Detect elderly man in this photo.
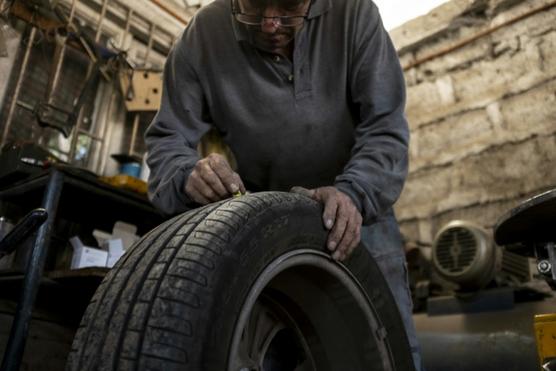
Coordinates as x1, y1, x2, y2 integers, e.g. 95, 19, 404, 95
145, 0, 422, 368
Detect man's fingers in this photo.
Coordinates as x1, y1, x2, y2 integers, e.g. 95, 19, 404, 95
335, 212, 359, 260
235, 173, 247, 194
289, 186, 362, 261
290, 186, 315, 198
185, 178, 212, 204
186, 154, 246, 203
192, 190, 212, 205
322, 196, 337, 231
193, 178, 221, 202
186, 168, 222, 202
328, 208, 348, 254
349, 213, 363, 253
338, 210, 362, 261
199, 162, 229, 198
208, 154, 240, 194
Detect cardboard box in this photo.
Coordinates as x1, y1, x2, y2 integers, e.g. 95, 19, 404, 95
70, 236, 108, 269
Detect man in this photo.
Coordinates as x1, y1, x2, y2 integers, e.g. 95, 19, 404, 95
145, 0, 423, 369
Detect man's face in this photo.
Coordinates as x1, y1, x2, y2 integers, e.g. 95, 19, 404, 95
237, 0, 311, 54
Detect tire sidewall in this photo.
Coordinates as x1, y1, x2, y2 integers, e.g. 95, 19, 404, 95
201, 197, 328, 369
200, 195, 412, 370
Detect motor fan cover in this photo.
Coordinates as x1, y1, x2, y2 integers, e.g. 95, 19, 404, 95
432, 221, 499, 290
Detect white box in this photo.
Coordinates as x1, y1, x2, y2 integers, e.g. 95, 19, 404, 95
70, 236, 108, 269
92, 229, 112, 247
106, 252, 125, 268
103, 238, 126, 268
112, 221, 139, 250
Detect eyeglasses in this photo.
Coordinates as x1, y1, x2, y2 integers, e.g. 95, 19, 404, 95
231, 0, 311, 27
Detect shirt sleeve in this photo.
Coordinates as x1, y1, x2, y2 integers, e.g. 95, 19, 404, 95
144, 32, 212, 216
334, 2, 409, 225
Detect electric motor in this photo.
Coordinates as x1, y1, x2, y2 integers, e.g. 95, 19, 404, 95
432, 221, 500, 290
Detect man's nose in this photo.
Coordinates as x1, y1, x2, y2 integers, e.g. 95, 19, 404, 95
261, 17, 280, 33
261, 7, 280, 33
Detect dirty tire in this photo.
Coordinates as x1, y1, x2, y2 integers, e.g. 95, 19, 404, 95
66, 192, 414, 371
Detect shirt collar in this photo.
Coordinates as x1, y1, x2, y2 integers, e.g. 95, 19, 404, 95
231, 0, 332, 42
307, 0, 332, 19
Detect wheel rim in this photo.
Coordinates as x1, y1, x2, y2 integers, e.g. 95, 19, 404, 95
228, 250, 394, 371
234, 295, 316, 371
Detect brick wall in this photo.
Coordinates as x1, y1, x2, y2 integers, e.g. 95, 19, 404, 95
390, 0, 556, 244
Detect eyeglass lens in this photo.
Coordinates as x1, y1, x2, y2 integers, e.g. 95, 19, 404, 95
234, 0, 307, 27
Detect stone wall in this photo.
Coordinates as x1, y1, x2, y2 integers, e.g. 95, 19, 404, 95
389, 0, 556, 244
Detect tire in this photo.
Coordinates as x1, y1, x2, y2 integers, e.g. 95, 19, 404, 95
67, 192, 414, 371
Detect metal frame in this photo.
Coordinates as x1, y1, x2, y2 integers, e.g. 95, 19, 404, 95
44, 0, 78, 107
0, 170, 64, 371
0, 167, 162, 371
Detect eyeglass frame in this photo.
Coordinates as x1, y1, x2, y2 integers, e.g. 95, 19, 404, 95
231, 0, 312, 27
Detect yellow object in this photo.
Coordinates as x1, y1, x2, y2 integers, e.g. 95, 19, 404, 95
233, 191, 243, 198
100, 175, 148, 195
534, 313, 556, 369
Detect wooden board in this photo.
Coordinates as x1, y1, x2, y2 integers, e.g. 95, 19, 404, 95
119, 69, 163, 112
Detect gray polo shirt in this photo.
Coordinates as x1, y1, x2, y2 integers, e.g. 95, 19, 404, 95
145, 0, 409, 231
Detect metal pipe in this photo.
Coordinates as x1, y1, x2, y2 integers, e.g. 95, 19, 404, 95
144, 22, 155, 65
45, 0, 78, 105
68, 106, 85, 161
403, 0, 556, 71
121, 7, 133, 50
97, 88, 116, 174
95, 0, 108, 43
99, 111, 116, 175
68, 0, 78, 22
129, 113, 140, 155
0, 26, 37, 148
45, 41, 66, 105
0, 170, 64, 371
124, 7, 133, 34
78, 128, 103, 141
0, 209, 48, 259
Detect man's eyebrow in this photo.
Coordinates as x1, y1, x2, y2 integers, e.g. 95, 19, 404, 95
247, 0, 306, 10
281, 0, 306, 9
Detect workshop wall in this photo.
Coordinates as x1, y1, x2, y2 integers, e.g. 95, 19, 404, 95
390, 0, 556, 245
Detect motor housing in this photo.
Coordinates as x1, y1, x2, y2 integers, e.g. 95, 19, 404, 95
432, 220, 500, 291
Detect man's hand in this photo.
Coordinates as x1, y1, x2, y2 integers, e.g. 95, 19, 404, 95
291, 186, 362, 261
185, 153, 246, 205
